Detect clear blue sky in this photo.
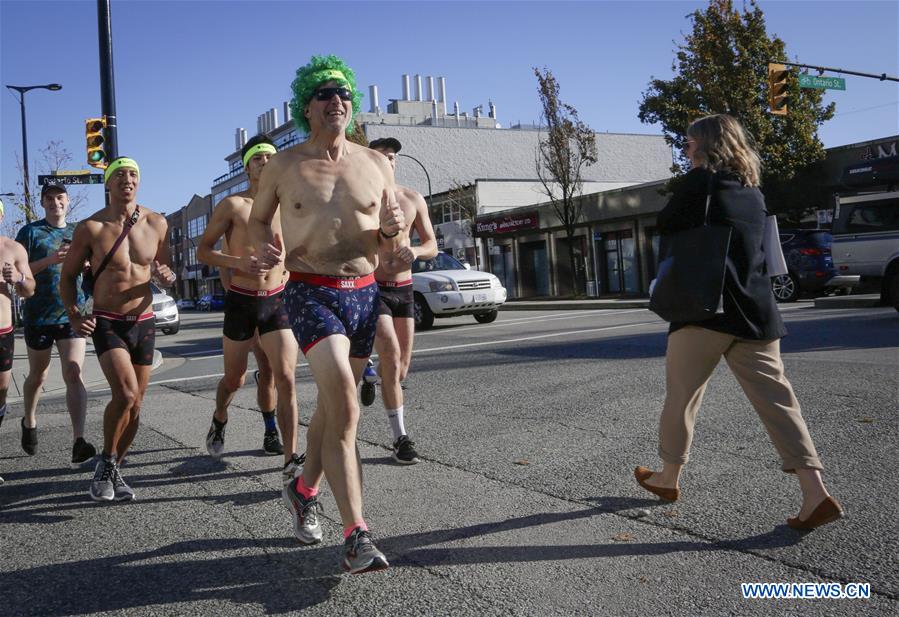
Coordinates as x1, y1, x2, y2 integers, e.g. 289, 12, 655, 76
2, 0, 897, 219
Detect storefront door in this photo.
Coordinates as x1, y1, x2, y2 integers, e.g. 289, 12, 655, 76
490, 245, 517, 298
519, 240, 550, 297
598, 230, 639, 295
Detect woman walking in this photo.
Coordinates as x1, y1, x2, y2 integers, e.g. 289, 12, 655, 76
636, 114, 842, 530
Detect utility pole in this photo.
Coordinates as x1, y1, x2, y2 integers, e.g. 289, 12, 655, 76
97, 0, 119, 161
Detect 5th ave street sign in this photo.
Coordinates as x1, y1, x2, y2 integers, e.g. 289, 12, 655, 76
38, 173, 104, 186
798, 74, 847, 90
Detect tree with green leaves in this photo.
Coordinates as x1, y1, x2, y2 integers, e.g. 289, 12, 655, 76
638, 0, 835, 221
534, 67, 597, 296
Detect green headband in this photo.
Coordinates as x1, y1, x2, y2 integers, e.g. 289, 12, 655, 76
105, 158, 140, 183
315, 69, 349, 86
243, 143, 277, 169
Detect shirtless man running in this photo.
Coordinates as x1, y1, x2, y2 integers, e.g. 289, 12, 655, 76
198, 134, 302, 486
250, 55, 404, 574
60, 157, 176, 502
361, 137, 437, 464
0, 197, 37, 485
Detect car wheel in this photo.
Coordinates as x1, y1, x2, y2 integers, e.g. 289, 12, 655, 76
474, 310, 498, 324
162, 325, 179, 335
413, 293, 434, 331
888, 274, 899, 313
771, 273, 799, 303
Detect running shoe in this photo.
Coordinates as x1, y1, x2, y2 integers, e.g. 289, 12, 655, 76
282, 452, 305, 509
392, 435, 421, 465
112, 464, 135, 501
71, 437, 97, 468
21, 419, 37, 455
361, 360, 378, 407
285, 475, 323, 545
342, 528, 389, 574
205, 418, 226, 458
263, 429, 283, 456
0, 475, 4, 485
89, 457, 115, 502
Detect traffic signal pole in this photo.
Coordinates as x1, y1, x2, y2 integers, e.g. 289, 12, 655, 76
97, 0, 118, 161
781, 61, 898, 83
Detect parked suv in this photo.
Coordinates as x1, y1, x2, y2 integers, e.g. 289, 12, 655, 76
771, 229, 837, 303
831, 190, 899, 311
412, 252, 507, 330
151, 283, 180, 335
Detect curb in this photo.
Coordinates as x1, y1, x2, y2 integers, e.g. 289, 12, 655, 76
813, 293, 883, 309
501, 301, 650, 311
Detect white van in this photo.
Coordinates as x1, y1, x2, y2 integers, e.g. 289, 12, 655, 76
831, 190, 899, 311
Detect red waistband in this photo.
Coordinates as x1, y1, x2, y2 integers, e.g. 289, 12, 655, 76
93, 310, 155, 322
289, 272, 376, 290
229, 283, 285, 297
376, 278, 413, 288
0, 325, 13, 335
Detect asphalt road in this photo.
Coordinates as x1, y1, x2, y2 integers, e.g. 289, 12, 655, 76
1, 304, 897, 616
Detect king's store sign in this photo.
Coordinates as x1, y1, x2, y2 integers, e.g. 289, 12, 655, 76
476, 211, 539, 235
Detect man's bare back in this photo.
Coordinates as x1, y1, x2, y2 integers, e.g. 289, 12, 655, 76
258, 140, 394, 276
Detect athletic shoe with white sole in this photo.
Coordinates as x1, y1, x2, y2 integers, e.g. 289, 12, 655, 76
342, 528, 389, 574
284, 476, 323, 545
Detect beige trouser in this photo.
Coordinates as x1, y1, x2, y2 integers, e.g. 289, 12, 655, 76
659, 326, 822, 472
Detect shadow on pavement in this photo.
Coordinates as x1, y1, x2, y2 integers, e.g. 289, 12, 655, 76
4, 538, 341, 616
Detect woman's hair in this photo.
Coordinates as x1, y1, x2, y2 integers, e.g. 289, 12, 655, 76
686, 114, 761, 187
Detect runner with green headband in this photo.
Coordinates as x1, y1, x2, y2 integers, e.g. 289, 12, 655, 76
251, 54, 405, 574
60, 155, 177, 503
197, 135, 303, 490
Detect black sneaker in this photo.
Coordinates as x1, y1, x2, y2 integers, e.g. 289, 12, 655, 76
392, 435, 420, 465
71, 438, 97, 468
342, 528, 389, 574
21, 419, 37, 456
360, 360, 377, 407
263, 429, 283, 456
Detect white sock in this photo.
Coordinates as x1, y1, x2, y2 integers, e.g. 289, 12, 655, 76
386, 406, 406, 441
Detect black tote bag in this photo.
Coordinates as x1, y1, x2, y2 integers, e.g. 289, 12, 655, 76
649, 175, 732, 323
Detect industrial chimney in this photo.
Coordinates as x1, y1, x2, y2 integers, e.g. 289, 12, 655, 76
369, 85, 380, 113
414, 74, 423, 101
402, 74, 411, 100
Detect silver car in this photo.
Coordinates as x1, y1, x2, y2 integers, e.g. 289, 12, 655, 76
151, 283, 180, 334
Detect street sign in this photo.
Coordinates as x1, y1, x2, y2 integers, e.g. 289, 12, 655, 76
54, 170, 93, 176
798, 74, 846, 90
38, 174, 104, 186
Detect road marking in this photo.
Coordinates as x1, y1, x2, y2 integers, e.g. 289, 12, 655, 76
414, 321, 662, 355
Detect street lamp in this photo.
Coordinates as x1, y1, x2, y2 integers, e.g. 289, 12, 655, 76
6, 83, 63, 216
397, 153, 432, 209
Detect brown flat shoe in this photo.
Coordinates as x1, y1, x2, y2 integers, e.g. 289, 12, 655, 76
787, 496, 844, 530
634, 466, 679, 502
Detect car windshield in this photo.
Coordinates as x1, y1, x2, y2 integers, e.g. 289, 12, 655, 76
413, 253, 466, 273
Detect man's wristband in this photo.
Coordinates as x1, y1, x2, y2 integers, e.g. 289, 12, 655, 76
379, 227, 399, 239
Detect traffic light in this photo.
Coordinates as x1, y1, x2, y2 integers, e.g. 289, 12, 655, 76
767, 63, 789, 116
85, 117, 108, 168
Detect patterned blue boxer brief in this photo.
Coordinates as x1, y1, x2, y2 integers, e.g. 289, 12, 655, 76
283, 272, 380, 358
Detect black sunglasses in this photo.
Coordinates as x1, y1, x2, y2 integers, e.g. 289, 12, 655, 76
313, 87, 353, 102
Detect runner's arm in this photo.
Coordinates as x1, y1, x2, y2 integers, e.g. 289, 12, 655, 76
59, 222, 92, 318
249, 161, 281, 270
198, 198, 243, 271
10, 241, 36, 298
409, 191, 438, 261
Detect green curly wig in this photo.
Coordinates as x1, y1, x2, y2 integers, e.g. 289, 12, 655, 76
289, 55, 363, 135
